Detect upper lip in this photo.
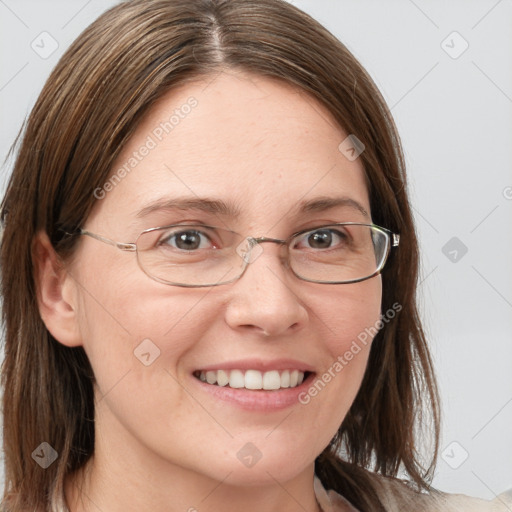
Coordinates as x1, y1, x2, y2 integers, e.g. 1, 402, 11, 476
194, 358, 315, 373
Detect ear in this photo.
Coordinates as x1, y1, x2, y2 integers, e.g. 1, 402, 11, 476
32, 231, 83, 347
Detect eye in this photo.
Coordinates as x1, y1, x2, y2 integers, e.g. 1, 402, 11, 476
160, 229, 215, 251
295, 227, 349, 250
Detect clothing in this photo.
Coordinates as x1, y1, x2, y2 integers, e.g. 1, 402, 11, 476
57, 475, 512, 511
314, 475, 512, 511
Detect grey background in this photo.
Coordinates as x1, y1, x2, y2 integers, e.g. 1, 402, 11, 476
1, 0, 511, 500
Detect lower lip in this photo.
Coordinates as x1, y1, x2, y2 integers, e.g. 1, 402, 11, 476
191, 372, 316, 411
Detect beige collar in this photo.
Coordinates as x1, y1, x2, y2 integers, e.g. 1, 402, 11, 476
314, 476, 359, 512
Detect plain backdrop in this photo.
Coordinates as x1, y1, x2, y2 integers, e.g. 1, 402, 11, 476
1, 0, 511, 501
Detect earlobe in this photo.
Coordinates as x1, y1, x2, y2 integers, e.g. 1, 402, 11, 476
32, 231, 83, 347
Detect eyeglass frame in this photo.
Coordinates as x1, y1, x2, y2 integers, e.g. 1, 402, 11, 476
72, 222, 400, 288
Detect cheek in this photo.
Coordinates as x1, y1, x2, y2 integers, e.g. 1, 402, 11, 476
71, 251, 220, 396
72, 270, 226, 445
298, 277, 382, 434
317, 275, 382, 358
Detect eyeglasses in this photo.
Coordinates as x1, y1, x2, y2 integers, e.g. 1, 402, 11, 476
77, 222, 399, 287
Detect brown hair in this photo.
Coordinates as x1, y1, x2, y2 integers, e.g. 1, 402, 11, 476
0, 0, 440, 510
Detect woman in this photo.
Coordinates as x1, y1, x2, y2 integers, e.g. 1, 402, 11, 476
1, 1, 510, 511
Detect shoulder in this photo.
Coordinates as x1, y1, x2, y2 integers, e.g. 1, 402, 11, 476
315, 473, 512, 512
372, 473, 512, 512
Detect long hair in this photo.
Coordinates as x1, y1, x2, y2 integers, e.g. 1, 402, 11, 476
0, 1, 440, 510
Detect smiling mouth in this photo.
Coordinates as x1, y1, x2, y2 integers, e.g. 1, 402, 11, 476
193, 369, 312, 390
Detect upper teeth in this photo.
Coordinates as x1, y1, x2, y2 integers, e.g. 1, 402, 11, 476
196, 369, 305, 390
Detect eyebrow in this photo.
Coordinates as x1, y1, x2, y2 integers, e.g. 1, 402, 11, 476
298, 196, 370, 219
135, 195, 369, 220
136, 197, 241, 218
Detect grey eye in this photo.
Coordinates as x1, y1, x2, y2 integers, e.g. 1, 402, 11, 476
162, 230, 211, 251
296, 228, 347, 250
307, 229, 334, 248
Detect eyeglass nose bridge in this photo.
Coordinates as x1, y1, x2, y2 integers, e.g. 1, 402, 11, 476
237, 236, 288, 265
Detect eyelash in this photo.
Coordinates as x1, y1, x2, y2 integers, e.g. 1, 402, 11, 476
157, 226, 351, 251
159, 229, 218, 249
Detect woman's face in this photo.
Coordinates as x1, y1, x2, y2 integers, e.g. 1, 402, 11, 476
68, 71, 382, 486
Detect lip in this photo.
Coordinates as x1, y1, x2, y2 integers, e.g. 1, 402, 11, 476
190, 359, 316, 412
194, 358, 315, 373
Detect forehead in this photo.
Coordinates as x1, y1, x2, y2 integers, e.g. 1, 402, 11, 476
88, 70, 370, 232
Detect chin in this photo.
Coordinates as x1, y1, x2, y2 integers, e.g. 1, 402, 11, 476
217, 462, 309, 488
200, 442, 315, 487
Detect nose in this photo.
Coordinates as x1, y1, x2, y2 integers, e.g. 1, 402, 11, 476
224, 243, 308, 337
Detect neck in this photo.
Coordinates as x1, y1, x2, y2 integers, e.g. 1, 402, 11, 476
64, 407, 322, 512
65, 460, 322, 512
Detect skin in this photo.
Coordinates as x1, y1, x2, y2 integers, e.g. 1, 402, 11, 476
35, 70, 382, 512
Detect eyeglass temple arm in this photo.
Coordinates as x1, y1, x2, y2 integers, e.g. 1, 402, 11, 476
392, 233, 400, 247
79, 229, 136, 252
